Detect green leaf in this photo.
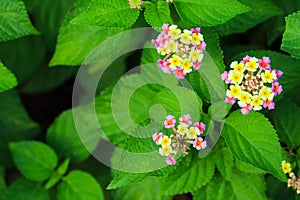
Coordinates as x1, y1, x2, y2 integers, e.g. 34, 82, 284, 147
113, 176, 161, 200
213, 146, 234, 181
57, 170, 104, 200
9, 141, 58, 182
273, 98, 300, 149
47, 109, 93, 163
0, 0, 39, 42
232, 50, 300, 94
50, 0, 125, 66
144, 1, 171, 30
174, 0, 250, 27
159, 155, 215, 195
214, 0, 282, 36
71, 0, 139, 28
266, 175, 295, 200
235, 159, 265, 174
281, 11, 300, 59
0, 90, 40, 166
193, 171, 267, 200
222, 111, 285, 181
0, 174, 6, 200
6, 178, 49, 200
0, 36, 46, 84
0, 61, 17, 92
140, 42, 160, 65
45, 158, 70, 190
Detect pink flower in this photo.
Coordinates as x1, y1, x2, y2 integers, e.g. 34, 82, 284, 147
166, 156, 176, 165
193, 60, 202, 70
258, 57, 270, 70
242, 55, 251, 64
221, 71, 231, 84
193, 137, 207, 150
179, 114, 192, 126
225, 96, 235, 104
194, 122, 206, 134
240, 103, 253, 115
164, 115, 176, 128
173, 68, 186, 79
191, 27, 201, 34
263, 99, 275, 110
162, 24, 169, 34
152, 132, 164, 145
272, 82, 282, 95
273, 69, 283, 80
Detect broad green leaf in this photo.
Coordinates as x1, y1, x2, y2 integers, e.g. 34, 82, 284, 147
222, 111, 285, 180
273, 98, 300, 149
0, 36, 46, 84
174, 0, 250, 27
193, 171, 267, 200
144, 1, 171, 30
6, 178, 49, 200
235, 159, 265, 174
232, 50, 300, 93
71, 0, 139, 28
45, 158, 70, 190
0, 0, 39, 42
140, 42, 160, 65
0, 61, 17, 92
215, 0, 281, 36
0, 90, 40, 166
23, 0, 76, 49
47, 109, 93, 163
281, 11, 300, 59
9, 141, 58, 182
0, 174, 6, 200
159, 155, 215, 195
57, 170, 104, 200
50, 0, 125, 66
113, 176, 161, 200
213, 146, 234, 180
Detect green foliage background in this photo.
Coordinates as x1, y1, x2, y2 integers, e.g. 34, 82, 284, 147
0, 0, 300, 199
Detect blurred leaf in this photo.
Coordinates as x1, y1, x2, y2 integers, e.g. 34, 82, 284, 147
232, 50, 300, 94
9, 141, 58, 182
193, 171, 267, 200
0, 173, 6, 200
47, 109, 95, 163
273, 98, 300, 149
144, 1, 171, 30
45, 158, 70, 190
50, 0, 125, 66
215, 0, 281, 36
57, 170, 104, 200
159, 155, 215, 195
266, 175, 295, 200
281, 11, 300, 59
0, 0, 39, 42
23, 0, 76, 49
6, 178, 49, 200
222, 111, 285, 181
174, 0, 250, 27
0, 90, 40, 166
0, 61, 17, 92
0, 36, 46, 84
113, 176, 161, 200
71, 0, 139, 28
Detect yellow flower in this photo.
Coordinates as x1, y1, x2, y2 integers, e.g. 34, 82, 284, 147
169, 55, 182, 68
190, 49, 201, 61
168, 25, 181, 39
191, 33, 203, 45
187, 127, 199, 139
245, 58, 258, 72
157, 47, 168, 56
182, 59, 192, 73
165, 40, 178, 53
281, 160, 292, 174
229, 84, 241, 98
180, 30, 192, 44
229, 70, 243, 84
251, 95, 263, 110
261, 70, 276, 83
159, 146, 172, 156
259, 86, 274, 100
177, 124, 187, 135
161, 136, 171, 147
239, 91, 252, 105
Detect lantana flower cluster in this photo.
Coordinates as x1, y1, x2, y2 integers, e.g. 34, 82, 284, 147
281, 160, 300, 194
152, 114, 207, 165
128, 0, 144, 9
151, 24, 206, 79
222, 56, 283, 115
